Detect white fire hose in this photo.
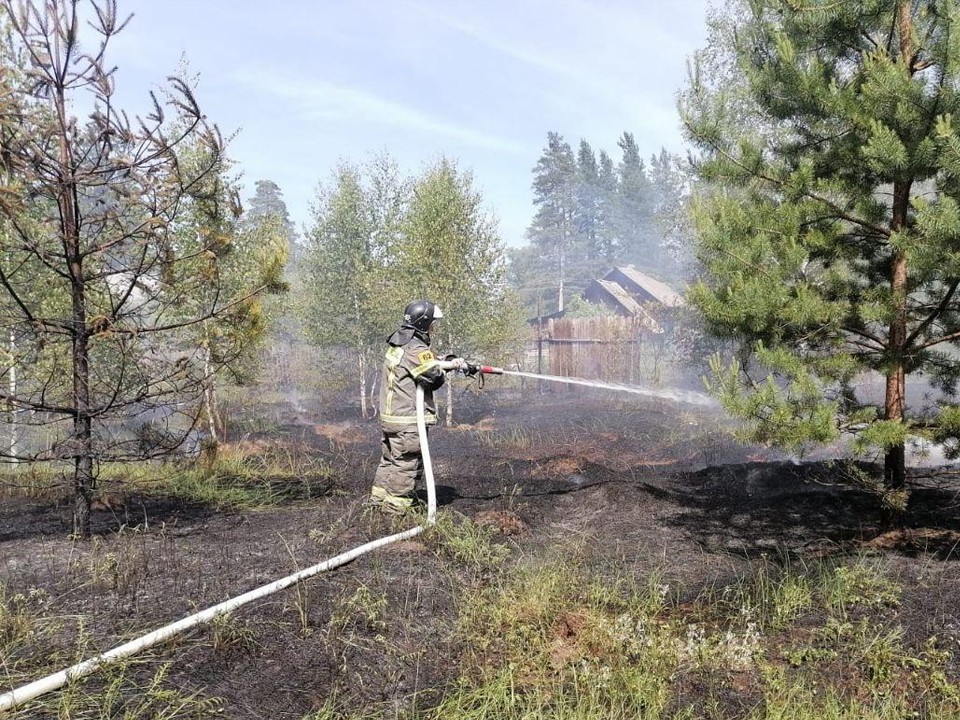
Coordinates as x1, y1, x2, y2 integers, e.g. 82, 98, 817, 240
0, 386, 438, 713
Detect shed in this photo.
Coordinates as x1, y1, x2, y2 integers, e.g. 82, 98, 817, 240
604, 265, 684, 308
581, 279, 662, 332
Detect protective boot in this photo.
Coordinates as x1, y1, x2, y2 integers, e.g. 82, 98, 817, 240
369, 486, 414, 514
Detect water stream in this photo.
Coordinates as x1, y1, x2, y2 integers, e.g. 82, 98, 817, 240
499, 370, 717, 406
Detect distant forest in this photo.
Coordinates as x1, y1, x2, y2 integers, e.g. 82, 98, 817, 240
510, 131, 691, 317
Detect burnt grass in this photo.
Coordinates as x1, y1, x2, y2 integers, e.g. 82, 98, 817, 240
4, 383, 960, 717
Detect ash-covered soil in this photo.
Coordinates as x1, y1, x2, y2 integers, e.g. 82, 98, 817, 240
3, 383, 960, 718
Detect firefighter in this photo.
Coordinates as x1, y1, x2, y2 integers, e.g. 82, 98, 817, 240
370, 300, 467, 513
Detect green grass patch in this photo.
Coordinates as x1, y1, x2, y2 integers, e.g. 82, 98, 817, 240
3, 657, 223, 720
426, 511, 513, 579
155, 445, 336, 509
0, 438, 335, 511
417, 552, 960, 720
0, 463, 65, 499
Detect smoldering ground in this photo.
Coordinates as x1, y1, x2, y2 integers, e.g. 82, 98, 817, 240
2, 371, 960, 718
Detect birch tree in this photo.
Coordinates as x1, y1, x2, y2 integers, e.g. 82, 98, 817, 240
399, 158, 523, 424
302, 157, 403, 417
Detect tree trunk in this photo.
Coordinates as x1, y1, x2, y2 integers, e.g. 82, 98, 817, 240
884, 175, 911, 491
368, 372, 378, 418
445, 378, 454, 426
199, 324, 223, 445
557, 244, 565, 312
883, 355, 906, 490
537, 295, 545, 394
8, 329, 18, 461
71, 300, 94, 537
358, 351, 368, 419
60, 92, 93, 537
203, 375, 220, 446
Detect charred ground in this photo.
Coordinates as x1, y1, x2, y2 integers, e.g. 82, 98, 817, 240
3, 383, 960, 718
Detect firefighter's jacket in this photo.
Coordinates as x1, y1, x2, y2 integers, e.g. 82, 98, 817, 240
379, 327, 445, 430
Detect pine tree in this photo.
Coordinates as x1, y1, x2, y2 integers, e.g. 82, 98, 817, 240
506, 244, 556, 318
682, 0, 960, 497
529, 132, 578, 312
615, 132, 656, 265
0, 0, 247, 535
595, 149, 620, 261
177, 142, 288, 447
575, 139, 601, 257
244, 180, 298, 266
648, 148, 694, 281
245, 180, 295, 236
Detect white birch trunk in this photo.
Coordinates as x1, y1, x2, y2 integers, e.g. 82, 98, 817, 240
558, 246, 565, 312
445, 378, 454, 426
358, 352, 368, 419
8, 330, 18, 461
202, 346, 220, 446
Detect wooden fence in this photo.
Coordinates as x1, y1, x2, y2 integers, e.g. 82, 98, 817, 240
529, 315, 662, 384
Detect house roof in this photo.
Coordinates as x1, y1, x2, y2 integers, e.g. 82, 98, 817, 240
610, 265, 684, 307
526, 308, 567, 325
587, 279, 662, 332
595, 279, 645, 315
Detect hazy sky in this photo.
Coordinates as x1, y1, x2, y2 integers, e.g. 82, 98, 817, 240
102, 0, 712, 246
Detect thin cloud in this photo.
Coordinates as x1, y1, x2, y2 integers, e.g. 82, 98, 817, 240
428, 11, 580, 84
237, 70, 526, 155
416, 1, 693, 117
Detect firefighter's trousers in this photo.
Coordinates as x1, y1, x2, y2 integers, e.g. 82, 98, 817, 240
372, 427, 424, 499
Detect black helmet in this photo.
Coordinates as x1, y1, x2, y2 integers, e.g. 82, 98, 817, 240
403, 300, 443, 332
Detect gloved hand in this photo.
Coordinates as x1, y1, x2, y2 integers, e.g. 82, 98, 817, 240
442, 355, 469, 372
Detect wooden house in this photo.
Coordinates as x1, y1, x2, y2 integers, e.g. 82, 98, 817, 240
524, 267, 684, 382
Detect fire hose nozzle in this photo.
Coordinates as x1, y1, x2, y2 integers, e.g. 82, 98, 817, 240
461, 361, 503, 377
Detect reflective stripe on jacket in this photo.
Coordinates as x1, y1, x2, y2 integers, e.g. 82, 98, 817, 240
379, 335, 445, 429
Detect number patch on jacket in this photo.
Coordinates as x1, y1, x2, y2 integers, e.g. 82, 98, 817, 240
417, 350, 435, 364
